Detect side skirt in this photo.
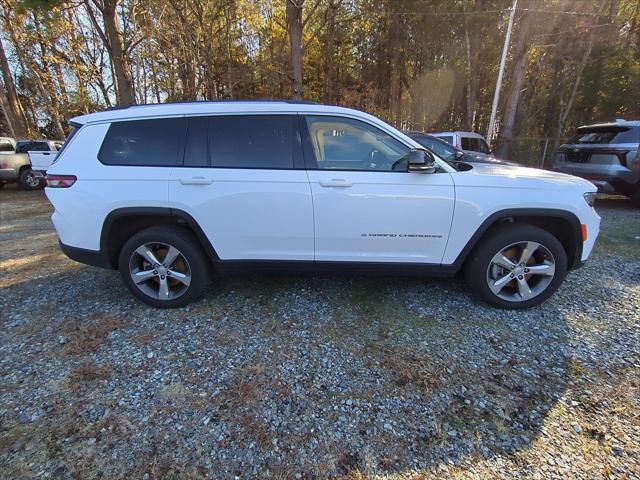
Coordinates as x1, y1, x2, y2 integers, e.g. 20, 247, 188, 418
213, 260, 458, 277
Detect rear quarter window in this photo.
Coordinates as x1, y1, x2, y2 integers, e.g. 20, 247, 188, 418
98, 117, 185, 166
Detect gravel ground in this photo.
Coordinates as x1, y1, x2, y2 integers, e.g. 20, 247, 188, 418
1, 184, 639, 480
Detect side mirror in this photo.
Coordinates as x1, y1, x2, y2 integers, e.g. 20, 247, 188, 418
455, 151, 464, 160
408, 149, 438, 173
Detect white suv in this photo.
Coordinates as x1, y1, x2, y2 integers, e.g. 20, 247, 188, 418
45, 101, 600, 309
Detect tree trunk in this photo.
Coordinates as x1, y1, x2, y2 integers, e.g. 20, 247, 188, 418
0, 37, 27, 138
464, 0, 482, 130
0, 87, 17, 138
324, 0, 337, 103
556, 33, 595, 141
286, 0, 304, 100
495, 8, 534, 159
90, 0, 135, 105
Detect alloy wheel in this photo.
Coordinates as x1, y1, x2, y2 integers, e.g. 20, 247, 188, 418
25, 172, 40, 188
128, 242, 192, 300
486, 241, 556, 303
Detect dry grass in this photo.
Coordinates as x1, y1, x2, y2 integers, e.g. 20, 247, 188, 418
240, 413, 273, 446
224, 362, 267, 405
68, 362, 113, 385
60, 314, 126, 355
131, 330, 155, 345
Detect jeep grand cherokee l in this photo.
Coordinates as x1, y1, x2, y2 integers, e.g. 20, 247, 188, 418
45, 101, 600, 309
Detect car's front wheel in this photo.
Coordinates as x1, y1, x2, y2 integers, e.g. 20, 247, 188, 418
466, 224, 567, 309
118, 226, 211, 308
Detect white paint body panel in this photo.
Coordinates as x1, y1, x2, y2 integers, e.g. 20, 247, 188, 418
307, 170, 454, 262
445, 164, 600, 263
46, 123, 171, 250
47, 102, 600, 270
28, 151, 57, 171
169, 167, 314, 260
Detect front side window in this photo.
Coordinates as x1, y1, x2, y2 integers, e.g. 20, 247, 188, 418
98, 117, 185, 166
305, 116, 410, 171
0, 141, 14, 152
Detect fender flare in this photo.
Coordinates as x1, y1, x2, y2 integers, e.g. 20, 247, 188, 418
450, 208, 583, 270
100, 207, 220, 266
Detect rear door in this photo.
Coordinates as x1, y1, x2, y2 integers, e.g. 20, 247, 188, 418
303, 115, 455, 264
169, 114, 314, 261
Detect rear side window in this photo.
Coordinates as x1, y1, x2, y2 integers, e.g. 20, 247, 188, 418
181, 115, 299, 169
0, 141, 14, 152
570, 126, 640, 144
15, 141, 51, 153
460, 136, 491, 154
208, 115, 297, 169
98, 117, 185, 166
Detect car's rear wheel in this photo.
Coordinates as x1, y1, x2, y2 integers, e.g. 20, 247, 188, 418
466, 224, 567, 309
18, 168, 42, 190
118, 226, 210, 308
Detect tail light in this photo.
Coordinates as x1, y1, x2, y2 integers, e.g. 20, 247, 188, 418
46, 174, 77, 188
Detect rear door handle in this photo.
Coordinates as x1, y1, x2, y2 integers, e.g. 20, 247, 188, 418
179, 176, 214, 185
319, 179, 354, 188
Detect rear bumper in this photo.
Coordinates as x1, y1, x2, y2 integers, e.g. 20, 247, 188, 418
59, 241, 114, 269
552, 166, 639, 196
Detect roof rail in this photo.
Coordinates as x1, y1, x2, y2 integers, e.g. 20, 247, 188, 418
102, 99, 320, 112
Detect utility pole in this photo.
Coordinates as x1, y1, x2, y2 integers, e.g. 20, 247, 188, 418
486, 0, 518, 145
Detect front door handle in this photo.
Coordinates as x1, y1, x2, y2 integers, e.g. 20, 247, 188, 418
319, 179, 354, 188
179, 176, 214, 185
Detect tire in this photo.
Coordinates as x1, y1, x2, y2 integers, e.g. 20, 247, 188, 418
18, 168, 43, 190
465, 223, 568, 309
118, 226, 211, 308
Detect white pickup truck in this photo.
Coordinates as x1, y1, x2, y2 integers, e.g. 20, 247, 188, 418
29, 149, 58, 175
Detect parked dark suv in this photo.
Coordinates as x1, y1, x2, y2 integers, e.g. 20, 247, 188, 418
552, 120, 640, 207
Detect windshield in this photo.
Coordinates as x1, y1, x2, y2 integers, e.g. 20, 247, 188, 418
410, 134, 458, 162
569, 126, 640, 144
436, 135, 454, 145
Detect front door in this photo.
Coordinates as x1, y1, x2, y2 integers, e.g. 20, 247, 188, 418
302, 115, 455, 264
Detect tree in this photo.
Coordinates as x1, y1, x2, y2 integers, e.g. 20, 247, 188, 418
85, 0, 136, 105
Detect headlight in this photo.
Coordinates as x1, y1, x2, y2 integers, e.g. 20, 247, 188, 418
583, 192, 597, 207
